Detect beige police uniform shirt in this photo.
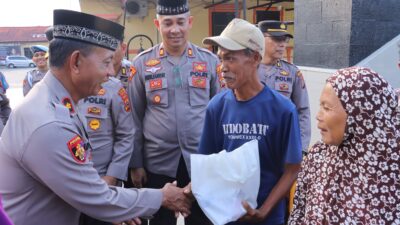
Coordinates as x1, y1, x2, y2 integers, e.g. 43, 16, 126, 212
0, 72, 162, 225
128, 42, 222, 177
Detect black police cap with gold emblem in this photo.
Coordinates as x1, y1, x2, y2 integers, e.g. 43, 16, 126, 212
257, 20, 293, 38
156, 0, 189, 15
53, 9, 124, 51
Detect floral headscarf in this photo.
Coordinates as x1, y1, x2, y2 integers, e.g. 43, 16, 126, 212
289, 67, 400, 224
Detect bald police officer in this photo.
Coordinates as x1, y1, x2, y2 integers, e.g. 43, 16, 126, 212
128, 0, 221, 224
0, 9, 191, 225
23, 45, 49, 96
257, 20, 311, 154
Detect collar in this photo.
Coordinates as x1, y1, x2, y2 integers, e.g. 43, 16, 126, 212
157, 42, 196, 58
43, 71, 77, 115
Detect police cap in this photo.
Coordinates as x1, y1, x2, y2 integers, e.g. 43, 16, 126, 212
53, 9, 124, 51
156, 0, 189, 15
31, 45, 48, 53
257, 20, 293, 38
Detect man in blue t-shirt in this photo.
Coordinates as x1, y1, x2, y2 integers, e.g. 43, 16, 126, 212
199, 18, 302, 225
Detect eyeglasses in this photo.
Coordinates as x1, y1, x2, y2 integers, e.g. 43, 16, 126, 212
264, 35, 291, 43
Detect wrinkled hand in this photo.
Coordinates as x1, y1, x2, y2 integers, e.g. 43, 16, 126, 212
113, 217, 141, 225
130, 168, 147, 188
102, 175, 117, 186
238, 201, 266, 223
161, 181, 192, 217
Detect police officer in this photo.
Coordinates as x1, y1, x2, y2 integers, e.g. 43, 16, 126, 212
113, 41, 134, 90
78, 72, 135, 225
257, 20, 311, 154
23, 45, 49, 96
128, 0, 221, 224
0, 9, 191, 225
0, 71, 10, 133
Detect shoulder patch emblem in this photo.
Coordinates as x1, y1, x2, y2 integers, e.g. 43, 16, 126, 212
98, 88, 106, 96
67, 135, 87, 164
118, 87, 131, 112
188, 48, 193, 57
129, 65, 137, 81
87, 107, 101, 115
89, 119, 101, 131
145, 59, 161, 67
62, 97, 75, 114
296, 71, 306, 89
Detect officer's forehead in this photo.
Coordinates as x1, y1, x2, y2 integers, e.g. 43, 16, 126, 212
157, 13, 189, 22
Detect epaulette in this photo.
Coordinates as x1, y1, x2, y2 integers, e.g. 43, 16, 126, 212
197, 46, 216, 56
54, 102, 73, 123
135, 46, 154, 58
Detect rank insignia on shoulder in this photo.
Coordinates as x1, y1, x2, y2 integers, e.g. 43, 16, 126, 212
193, 62, 207, 72
89, 119, 101, 131
67, 135, 87, 164
280, 70, 289, 76
145, 59, 161, 67
87, 107, 101, 115
129, 66, 137, 81
153, 94, 161, 104
98, 89, 106, 96
62, 97, 75, 114
296, 71, 306, 89
118, 87, 131, 112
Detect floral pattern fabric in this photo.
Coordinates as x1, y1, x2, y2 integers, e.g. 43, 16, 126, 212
289, 67, 400, 224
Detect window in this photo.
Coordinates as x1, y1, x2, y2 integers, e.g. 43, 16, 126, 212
209, 4, 239, 53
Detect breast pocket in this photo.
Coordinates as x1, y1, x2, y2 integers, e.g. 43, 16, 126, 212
85, 106, 108, 133
188, 76, 210, 107
274, 81, 293, 98
145, 78, 169, 107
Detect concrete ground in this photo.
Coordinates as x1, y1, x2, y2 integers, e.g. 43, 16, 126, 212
0, 65, 333, 225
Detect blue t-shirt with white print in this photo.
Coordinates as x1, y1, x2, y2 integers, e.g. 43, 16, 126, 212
198, 86, 302, 225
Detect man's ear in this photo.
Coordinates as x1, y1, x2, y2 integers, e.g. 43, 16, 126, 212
69, 50, 80, 74
154, 18, 160, 30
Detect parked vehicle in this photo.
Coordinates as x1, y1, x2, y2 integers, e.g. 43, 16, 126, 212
0, 56, 35, 68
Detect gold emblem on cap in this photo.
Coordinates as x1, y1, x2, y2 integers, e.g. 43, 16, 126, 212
89, 119, 101, 131
280, 23, 286, 29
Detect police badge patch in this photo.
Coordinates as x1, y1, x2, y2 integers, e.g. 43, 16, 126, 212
62, 97, 75, 114
67, 135, 87, 164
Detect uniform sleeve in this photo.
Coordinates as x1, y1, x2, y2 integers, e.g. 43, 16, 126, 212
108, 83, 135, 180
22, 73, 32, 97
22, 122, 162, 222
127, 60, 146, 168
291, 68, 311, 152
282, 106, 303, 164
198, 104, 219, 155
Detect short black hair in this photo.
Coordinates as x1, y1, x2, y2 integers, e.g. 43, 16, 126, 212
49, 38, 93, 68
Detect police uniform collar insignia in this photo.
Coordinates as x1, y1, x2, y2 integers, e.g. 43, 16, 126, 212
98, 88, 106, 95
67, 135, 87, 163
159, 48, 165, 57
188, 47, 194, 57
145, 59, 161, 67
62, 97, 75, 114
53, 9, 124, 51
276, 60, 281, 67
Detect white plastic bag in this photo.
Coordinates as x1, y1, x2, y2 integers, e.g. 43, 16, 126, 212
191, 140, 260, 225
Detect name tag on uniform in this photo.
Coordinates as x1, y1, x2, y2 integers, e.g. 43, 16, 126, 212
87, 107, 101, 115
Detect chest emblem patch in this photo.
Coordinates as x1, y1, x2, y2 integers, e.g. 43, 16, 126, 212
145, 59, 161, 67
87, 107, 101, 115
89, 119, 101, 131
192, 76, 207, 89
149, 78, 163, 90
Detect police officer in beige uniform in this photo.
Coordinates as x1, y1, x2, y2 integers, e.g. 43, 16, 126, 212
113, 41, 134, 90
128, 0, 221, 224
257, 20, 311, 154
78, 76, 134, 225
0, 9, 191, 225
23, 45, 49, 96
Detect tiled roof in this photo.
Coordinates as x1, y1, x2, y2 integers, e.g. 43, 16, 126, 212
0, 26, 49, 43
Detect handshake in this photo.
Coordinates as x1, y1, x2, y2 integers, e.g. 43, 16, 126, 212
160, 181, 194, 218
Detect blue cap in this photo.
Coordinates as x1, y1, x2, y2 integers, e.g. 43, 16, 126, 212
31, 45, 48, 53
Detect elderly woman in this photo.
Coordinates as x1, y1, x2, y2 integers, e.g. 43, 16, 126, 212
288, 67, 400, 224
